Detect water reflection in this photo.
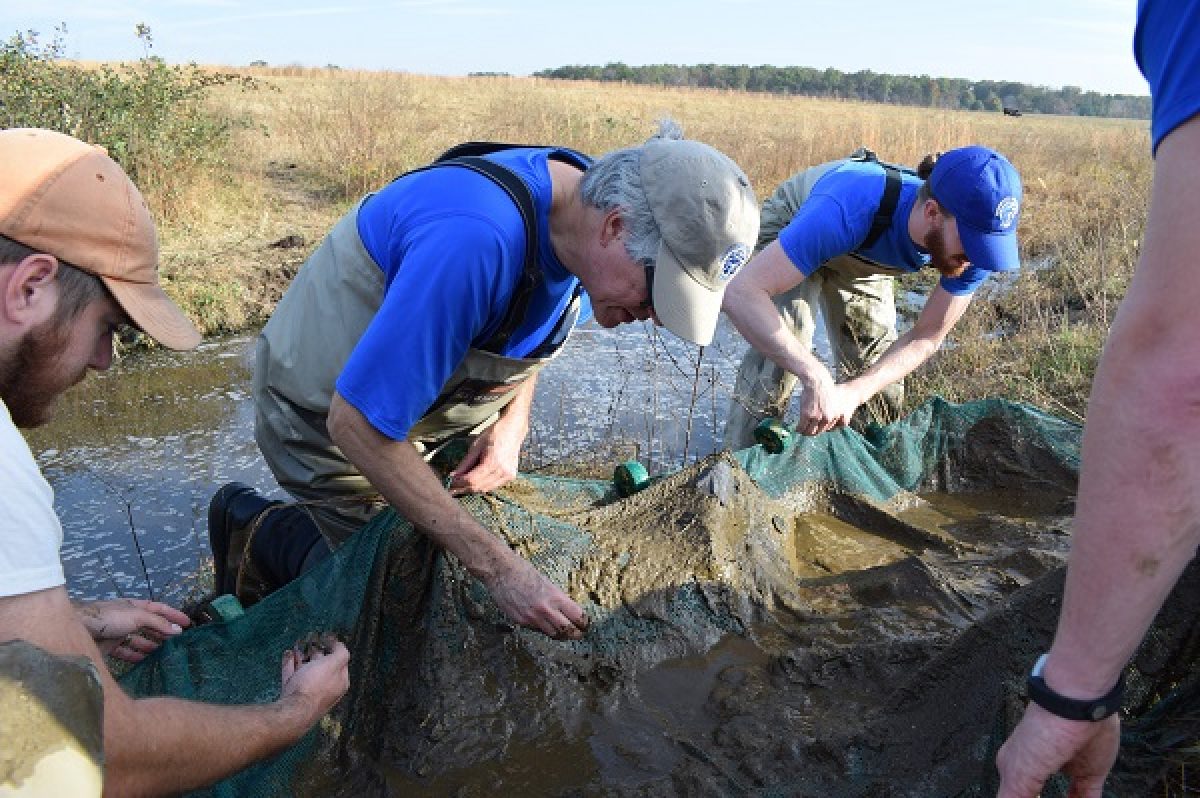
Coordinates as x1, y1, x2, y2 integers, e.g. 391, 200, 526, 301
30, 337, 272, 603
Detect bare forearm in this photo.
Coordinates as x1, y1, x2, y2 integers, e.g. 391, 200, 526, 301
329, 393, 513, 580
362, 445, 510, 579
1042, 129, 1200, 693
842, 288, 968, 405
841, 329, 939, 406
1, 589, 327, 797
1043, 335, 1200, 695
106, 693, 318, 796
725, 282, 830, 389
326, 393, 586, 637
496, 372, 537, 434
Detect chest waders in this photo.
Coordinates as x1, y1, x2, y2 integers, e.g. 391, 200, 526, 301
253, 145, 585, 546
724, 154, 912, 451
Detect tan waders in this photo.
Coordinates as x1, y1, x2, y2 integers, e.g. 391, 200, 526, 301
724, 162, 906, 451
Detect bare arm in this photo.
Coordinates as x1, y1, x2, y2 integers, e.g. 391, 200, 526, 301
996, 115, 1200, 798
327, 390, 588, 639
0, 587, 349, 797
448, 373, 538, 496
838, 285, 971, 409
724, 242, 970, 435
723, 240, 836, 397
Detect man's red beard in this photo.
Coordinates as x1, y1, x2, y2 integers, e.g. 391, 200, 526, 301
0, 317, 83, 428
925, 222, 967, 278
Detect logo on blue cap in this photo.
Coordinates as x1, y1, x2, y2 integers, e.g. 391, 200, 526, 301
930, 145, 1023, 272
995, 196, 1019, 230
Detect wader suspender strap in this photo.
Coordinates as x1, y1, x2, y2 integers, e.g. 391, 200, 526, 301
400, 141, 591, 354
859, 165, 903, 251
432, 155, 541, 353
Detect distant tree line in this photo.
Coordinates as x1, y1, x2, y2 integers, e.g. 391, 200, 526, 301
533, 63, 1150, 119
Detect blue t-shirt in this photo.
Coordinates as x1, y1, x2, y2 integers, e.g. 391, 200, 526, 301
1135, 0, 1200, 154
776, 161, 988, 296
337, 147, 592, 441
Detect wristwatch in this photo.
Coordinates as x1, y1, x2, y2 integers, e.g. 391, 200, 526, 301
1026, 654, 1125, 722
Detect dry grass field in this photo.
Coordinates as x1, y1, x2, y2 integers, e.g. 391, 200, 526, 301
146, 67, 1151, 422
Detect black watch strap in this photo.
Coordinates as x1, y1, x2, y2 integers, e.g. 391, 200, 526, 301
1026, 654, 1125, 722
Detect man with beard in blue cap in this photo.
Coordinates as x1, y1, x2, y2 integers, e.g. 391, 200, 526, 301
723, 144, 1022, 444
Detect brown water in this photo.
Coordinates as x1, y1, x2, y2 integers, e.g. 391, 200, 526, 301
384, 631, 773, 795
26, 335, 269, 603
30, 318, 1093, 797
73, 344, 1091, 797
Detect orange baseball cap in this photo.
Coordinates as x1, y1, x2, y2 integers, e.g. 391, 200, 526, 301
0, 128, 201, 350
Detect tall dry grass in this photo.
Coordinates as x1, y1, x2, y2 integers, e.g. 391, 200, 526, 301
156, 67, 1150, 419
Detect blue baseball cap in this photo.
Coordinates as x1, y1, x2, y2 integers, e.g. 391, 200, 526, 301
928, 146, 1022, 272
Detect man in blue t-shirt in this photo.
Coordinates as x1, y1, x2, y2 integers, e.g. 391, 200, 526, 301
723, 145, 1022, 447
217, 121, 759, 642
996, 2, 1200, 795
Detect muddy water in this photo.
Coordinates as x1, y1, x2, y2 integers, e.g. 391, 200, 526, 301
28, 317, 805, 604
386, 632, 774, 795
337, 459, 1076, 798
25, 336, 269, 603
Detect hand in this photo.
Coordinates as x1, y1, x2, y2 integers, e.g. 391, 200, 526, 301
447, 420, 525, 497
796, 378, 859, 436
995, 702, 1120, 798
280, 633, 351, 721
76, 598, 191, 663
485, 555, 590, 640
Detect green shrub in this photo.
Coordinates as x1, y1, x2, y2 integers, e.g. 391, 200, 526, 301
0, 26, 256, 189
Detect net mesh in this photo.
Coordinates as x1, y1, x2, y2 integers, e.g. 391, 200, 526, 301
121, 398, 1200, 797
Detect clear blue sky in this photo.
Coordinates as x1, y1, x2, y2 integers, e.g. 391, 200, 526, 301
8, 0, 1149, 96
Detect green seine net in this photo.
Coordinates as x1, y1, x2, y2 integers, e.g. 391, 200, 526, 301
122, 398, 1200, 797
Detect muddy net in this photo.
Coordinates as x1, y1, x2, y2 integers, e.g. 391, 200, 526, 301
122, 398, 1200, 797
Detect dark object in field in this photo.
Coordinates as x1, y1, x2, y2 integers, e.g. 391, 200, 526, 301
270, 234, 306, 249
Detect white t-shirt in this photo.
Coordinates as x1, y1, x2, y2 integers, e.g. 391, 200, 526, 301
0, 400, 65, 597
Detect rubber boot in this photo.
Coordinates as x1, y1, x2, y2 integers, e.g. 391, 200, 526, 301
207, 482, 283, 606
247, 501, 330, 594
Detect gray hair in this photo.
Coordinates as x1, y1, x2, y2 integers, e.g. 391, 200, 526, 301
579, 118, 684, 265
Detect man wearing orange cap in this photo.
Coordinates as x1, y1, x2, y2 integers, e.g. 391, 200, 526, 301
0, 128, 349, 795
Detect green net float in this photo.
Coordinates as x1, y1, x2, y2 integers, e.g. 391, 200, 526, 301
754, 418, 792, 454
191, 593, 246, 625
207, 593, 245, 622
614, 460, 651, 497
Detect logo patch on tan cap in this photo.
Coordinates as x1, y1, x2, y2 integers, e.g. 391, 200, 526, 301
718, 243, 751, 282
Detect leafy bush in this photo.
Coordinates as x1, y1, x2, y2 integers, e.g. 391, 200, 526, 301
0, 26, 256, 189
